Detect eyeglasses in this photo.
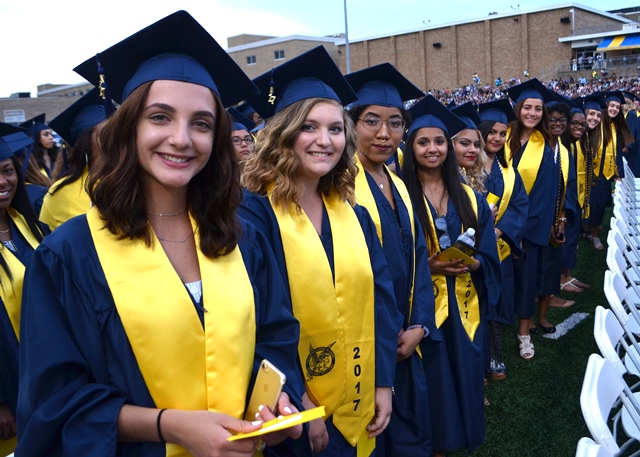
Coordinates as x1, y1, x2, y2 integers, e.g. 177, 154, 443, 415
359, 116, 406, 132
549, 117, 568, 125
570, 120, 587, 129
434, 216, 451, 249
232, 136, 255, 145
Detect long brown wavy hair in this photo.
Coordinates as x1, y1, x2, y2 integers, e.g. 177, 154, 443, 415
602, 101, 634, 148
87, 81, 242, 258
507, 99, 555, 162
242, 98, 358, 210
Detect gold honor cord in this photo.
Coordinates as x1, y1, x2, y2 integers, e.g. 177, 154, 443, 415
88, 208, 255, 457
423, 185, 481, 340
269, 188, 376, 453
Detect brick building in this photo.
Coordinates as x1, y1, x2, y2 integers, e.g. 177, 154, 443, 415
337, 3, 636, 91
226, 35, 343, 79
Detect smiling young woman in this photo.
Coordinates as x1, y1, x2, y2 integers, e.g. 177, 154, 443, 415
401, 95, 501, 456
0, 128, 47, 456
505, 79, 573, 359
17, 11, 304, 456
241, 47, 400, 457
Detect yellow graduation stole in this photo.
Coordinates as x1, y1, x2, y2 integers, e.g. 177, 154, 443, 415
40, 168, 92, 230
576, 141, 586, 208
505, 128, 545, 195
485, 162, 515, 262
354, 158, 420, 356
603, 124, 618, 179
0, 208, 40, 341
87, 208, 255, 457
269, 189, 376, 454
424, 185, 481, 341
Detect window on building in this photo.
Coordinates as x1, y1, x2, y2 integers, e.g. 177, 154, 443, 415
246, 55, 256, 65
274, 50, 285, 60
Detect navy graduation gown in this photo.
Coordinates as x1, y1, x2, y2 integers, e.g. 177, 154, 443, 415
239, 191, 401, 456
625, 110, 640, 176
483, 160, 528, 324
420, 192, 501, 452
17, 216, 303, 457
360, 171, 436, 457
0, 220, 37, 417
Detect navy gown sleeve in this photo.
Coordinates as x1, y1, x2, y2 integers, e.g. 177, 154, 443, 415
17, 216, 303, 457
471, 194, 502, 317
495, 171, 528, 253
616, 131, 626, 179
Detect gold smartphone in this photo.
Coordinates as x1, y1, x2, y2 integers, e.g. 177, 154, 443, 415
244, 359, 286, 421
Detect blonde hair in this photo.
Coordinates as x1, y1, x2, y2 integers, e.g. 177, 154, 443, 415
242, 98, 358, 210
452, 128, 487, 194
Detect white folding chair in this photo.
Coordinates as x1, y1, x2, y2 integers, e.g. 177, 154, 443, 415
575, 436, 615, 457
609, 223, 640, 267
607, 232, 640, 289
603, 270, 640, 340
580, 354, 640, 456
594, 305, 640, 378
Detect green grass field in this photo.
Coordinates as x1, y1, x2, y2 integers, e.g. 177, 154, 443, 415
451, 219, 609, 457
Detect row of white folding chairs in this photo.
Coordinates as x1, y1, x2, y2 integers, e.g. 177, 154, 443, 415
578, 197, 640, 456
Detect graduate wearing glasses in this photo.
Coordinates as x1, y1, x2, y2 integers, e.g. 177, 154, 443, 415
346, 63, 437, 456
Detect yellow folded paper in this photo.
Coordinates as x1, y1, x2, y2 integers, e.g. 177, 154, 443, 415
437, 246, 477, 266
227, 406, 326, 441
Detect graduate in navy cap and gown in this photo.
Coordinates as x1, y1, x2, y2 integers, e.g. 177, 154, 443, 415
555, 100, 590, 300
227, 106, 256, 174
345, 63, 436, 457
587, 91, 634, 249
39, 88, 111, 230
17, 11, 304, 456
0, 130, 48, 456
18, 113, 58, 188
240, 46, 401, 457
476, 99, 528, 380
401, 95, 501, 455
505, 78, 572, 357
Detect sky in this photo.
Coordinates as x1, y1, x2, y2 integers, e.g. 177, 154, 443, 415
0, 0, 635, 97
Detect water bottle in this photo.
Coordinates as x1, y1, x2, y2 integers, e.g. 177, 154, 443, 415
457, 228, 476, 247
453, 228, 476, 256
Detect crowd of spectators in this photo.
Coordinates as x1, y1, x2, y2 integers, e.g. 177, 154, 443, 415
416, 74, 640, 108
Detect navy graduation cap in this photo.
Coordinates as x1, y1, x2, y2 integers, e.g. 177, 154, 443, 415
477, 99, 516, 125
603, 91, 626, 106
227, 107, 254, 132
236, 102, 257, 118
248, 46, 357, 119
19, 114, 48, 137
574, 94, 606, 111
507, 78, 556, 104
0, 122, 28, 137
345, 63, 423, 110
451, 102, 481, 130
624, 91, 638, 103
407, 95, 467, 137
49, 88, 109, 146
0, 132, 34, 161
73, 10, 259, 107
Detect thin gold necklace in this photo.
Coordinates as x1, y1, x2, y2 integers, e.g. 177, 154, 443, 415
155, 230, 194, 243
147, 209, 187, 217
